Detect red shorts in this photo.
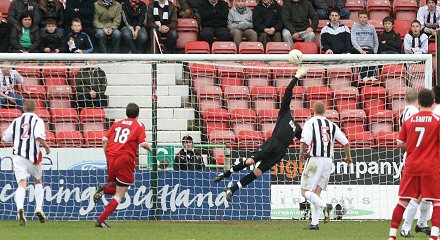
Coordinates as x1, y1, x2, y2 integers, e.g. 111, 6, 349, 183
107, 155, 135, 185
399, 172, 440, 200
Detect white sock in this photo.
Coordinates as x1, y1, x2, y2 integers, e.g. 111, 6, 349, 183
34, 184, 44, 212
389, 228, 397, 237
417, 200, 431, 228
304, 191, 326, 208
311, 204, 321, 225
15, 187, 26, 210
431, 226, 439, 237
402, 199, 418, 231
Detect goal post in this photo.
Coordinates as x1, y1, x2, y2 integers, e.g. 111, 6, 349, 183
0, 53, 433, 221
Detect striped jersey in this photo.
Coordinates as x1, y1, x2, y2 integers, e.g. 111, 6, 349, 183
399, 105, 419, 127
300, 116, 348, 158
2, 112, 46, 164
0, 70, 23, 94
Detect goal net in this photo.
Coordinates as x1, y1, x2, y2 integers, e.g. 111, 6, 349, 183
0, 54, 433, 221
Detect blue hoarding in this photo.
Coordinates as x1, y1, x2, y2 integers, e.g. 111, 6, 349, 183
0, 170, 270, 220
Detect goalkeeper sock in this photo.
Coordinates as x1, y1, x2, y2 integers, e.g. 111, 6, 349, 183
104, 185, 116, 195
231, 160, 249, 173
311, 204, 321, 225
401, 199, 418, 231
15, 187, 26, 210
304, 191, 326, 208
98, 196, 121, 222
417, 200, 431, 228
230, 172, 257, 193
34, 184, 44, 212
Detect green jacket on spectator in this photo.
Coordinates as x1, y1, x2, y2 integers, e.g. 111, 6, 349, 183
93, 1, 122, 29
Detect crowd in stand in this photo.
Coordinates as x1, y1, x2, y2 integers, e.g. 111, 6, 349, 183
0, 0, 437, 55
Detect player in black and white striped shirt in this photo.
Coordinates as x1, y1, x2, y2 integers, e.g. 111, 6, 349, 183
299, 101, 352, 230
2, 100, 50, 226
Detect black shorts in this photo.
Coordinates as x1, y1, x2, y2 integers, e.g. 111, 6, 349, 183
251, 137, 287, 173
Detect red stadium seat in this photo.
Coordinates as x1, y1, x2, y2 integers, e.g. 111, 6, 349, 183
15, 62, 40, 77
257, 109, 279, 132
408, 63, 426, 89
293, 108, 312, 127
185, 41, 210, 54
243, 62, 271, 79
380, 64, 407, 82
366, 0, 391, 21
301, 64, 326, 89
44, 76, 68, 86
369, 110, 394, 135
68, 62, 86, 78
22, 76, 40, 86
0, 108, 21, 121
236, 130, 263, 146
270, 62, 297, 79
339, 20, 354, 29
21, 85, 46, 100
393, 20, 411, 39
0, 1, 11, 16
216, 62, 245, 78
345, 0, 365, 20
251, 86, 278, 111
294, 42, 318, 54
279, 86, 304, 109
361, 86, 387, 114
80, 108, 106, 134
51, 108, 78, 133
176, 19, 199, 49
305, 86, 333, 109
334, 87, 359, 112
84, 130, 106, 147
369, 20, 385, 32
327, 67, 352, 90
211, 148, 225, 165
212, 41, 237, 54
230, 109, 257, 134
192, 76, 216, 93
266, 42, 291, 54
35, 108, 51, 130
140, 0, 150, 5
46, 85, 72, 109
219, 77, 243, 88
203, 108, 229, 134
189, 63, 216, 78
57, 131, 83, 147
347, 131, 375, 148
393, 0, 418, 21
197, 86, 223, 111
324, 109, 340, 125
224, 86, 250, 110
376, 131, 399, 148
239, 42, 265, 54
45, 131, 56, 145
274, 77, 293, 89
209, 130, 236, 144
340, 109, 367, 134
41, 63, 68, 77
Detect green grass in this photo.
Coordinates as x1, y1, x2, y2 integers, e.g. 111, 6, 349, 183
1, 220, 432, 240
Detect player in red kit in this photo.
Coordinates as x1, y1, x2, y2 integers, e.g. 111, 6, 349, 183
388, 89, 440, 240
93, 103, 152, 228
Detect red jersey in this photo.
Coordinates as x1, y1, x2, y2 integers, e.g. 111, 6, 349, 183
398, 111, 440, 176
105, 118, 147, 161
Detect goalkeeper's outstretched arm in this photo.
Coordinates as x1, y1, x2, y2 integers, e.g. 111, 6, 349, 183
279, 66, 309, 115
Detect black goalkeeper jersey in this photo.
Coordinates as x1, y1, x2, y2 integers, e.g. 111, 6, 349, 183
271, 77, 302, 148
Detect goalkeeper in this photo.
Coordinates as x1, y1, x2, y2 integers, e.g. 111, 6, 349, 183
213, 66, 308, 201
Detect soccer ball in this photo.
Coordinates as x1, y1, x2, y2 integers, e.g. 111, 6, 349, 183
288, 49, 303, 65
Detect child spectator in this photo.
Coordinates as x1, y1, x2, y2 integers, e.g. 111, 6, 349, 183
0, 13, 9, 53
40, 18, 62, 53
404, 20, 429, 54
9, 11, 41, 53
38, 0, 64, 36
146, 0, 179, 53
62, 18, 94, 53
378, 16, 402, 54
228, 0, 257, 49
350, 10, 378, 80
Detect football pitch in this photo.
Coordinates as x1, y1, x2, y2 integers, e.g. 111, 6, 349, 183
1, 220, 431, 239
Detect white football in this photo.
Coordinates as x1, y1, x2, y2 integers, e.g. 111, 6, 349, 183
288, 49, 303, 65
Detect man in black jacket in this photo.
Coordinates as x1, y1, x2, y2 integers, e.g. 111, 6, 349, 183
0, 14, 8, 53
174, 136, 204, 171
320, 9, 352, 54
378, 16, 402, 54
121, 0, 148, 54
252, 0, 283, 47
199, 0, 230, 45
313, 0, 350, 20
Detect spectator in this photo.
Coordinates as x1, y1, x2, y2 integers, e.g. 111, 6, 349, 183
74, 62, 108, 108
253, 0, 283, 47
378, 16, 402, 54
177, 0, 200, 19
0, 14, 9, 53
417, 0, 440, 37
8, 0, 41, 27
282, 0, 318, 49
228, 0, 257, 49
40, 18, 62, 53
38, 0, 64, 36
61, 18, 94, 53
199, 0, 230, 45
64, 0, 95, 40
174, 135, 204, 171
313, 0, 350, 20
146, 0, 179, 53
350, 10, 378, 80
10, 11, 41, 53
0, 64, 25, 112
94, 0, 122, 53
320, 9, 352, 54
404, 20, 429, 54
121, 0, 148, 54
